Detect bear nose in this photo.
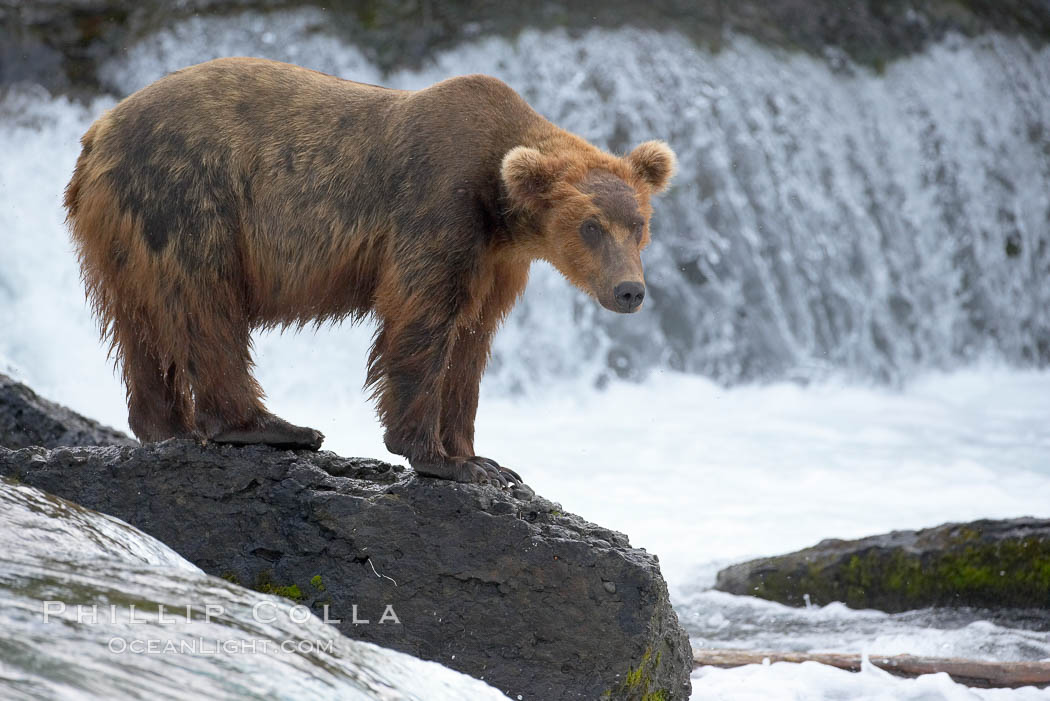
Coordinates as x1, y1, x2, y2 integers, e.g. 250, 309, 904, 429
613, 281, 645, 312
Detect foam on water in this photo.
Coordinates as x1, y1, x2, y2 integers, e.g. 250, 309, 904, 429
691, 660, 1050, 701
3, 14, 1050, 699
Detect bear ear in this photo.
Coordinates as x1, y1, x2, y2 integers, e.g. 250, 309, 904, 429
501, 146, 564, 210
626, 140, 677, 193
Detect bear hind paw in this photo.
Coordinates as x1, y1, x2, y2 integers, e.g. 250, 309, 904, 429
210, 413, 324, 451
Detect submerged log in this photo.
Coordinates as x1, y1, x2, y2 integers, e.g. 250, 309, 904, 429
693, 648, 1050, 689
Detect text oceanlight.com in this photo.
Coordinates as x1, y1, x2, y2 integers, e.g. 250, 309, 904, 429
107, 638, 336, 655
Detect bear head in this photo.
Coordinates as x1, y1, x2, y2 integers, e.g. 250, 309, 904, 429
501, 140, 676, 313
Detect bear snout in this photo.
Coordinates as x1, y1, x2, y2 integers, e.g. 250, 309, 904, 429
613, 281, 645, 313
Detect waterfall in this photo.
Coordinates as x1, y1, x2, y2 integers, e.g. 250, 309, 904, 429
3, 9, 1048, 400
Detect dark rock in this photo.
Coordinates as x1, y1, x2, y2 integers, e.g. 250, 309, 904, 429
0, 373, 136, 449
3, 0, 1049, 96
0, 439, 693, 700
715, 519, 1050, 612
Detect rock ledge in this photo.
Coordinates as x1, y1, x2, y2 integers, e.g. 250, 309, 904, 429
0, 374, 136, 449
0, 439, 692, 700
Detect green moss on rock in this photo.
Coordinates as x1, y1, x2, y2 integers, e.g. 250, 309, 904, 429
604, 647, 672, 701
717, 520, 1050, 612
254, 571, 304, 602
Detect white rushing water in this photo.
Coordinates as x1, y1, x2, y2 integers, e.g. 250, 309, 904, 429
2, 11, 1050, 700
0, 477, 508, 700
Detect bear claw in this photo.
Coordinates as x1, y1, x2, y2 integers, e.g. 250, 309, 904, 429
414, 455, 527, 491
470, 456, 524, 485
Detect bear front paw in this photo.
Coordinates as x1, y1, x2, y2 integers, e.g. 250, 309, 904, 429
413, 455, 529, 494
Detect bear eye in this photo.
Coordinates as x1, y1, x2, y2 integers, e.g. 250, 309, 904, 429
580, 219, 603, 246
632, 221, 645, 240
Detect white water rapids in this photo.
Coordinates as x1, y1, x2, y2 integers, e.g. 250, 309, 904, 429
2, 10, 1049, 699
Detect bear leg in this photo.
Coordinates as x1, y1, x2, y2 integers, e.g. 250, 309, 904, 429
437, 324, 486, 458
371, 306, 505, 485
438, 321, 527, 489
372, 312, 454, 466
369, 250, 529, 489
373, 303, 524, 489
188, 313, 324, 450
120, 321, 194, 442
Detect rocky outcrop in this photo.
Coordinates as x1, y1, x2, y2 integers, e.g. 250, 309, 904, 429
715, 519, 1050, 612
0, 393, 692, 700
4, 0, 1048, 95
0, 373, 136, 449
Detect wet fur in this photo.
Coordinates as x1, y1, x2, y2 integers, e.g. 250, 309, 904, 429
65, 57, 674, 476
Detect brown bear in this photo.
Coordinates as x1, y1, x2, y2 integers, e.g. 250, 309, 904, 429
64, 57, 675, 487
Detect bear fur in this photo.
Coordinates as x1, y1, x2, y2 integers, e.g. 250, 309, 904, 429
64, 57, 675, 486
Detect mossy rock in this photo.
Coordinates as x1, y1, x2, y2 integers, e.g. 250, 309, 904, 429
715, 518, 1050, 612
254, 571, 304, 602
604, 647, 671, 701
